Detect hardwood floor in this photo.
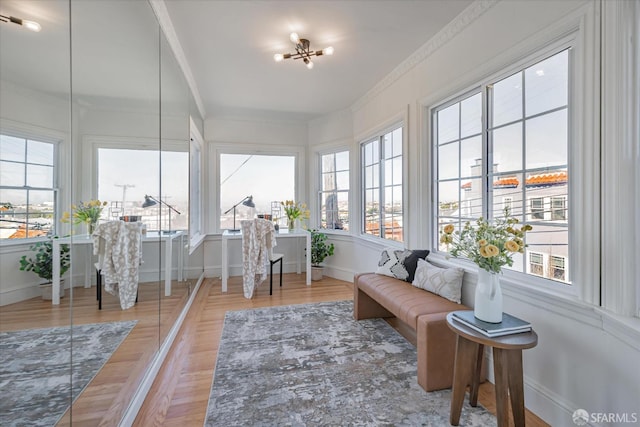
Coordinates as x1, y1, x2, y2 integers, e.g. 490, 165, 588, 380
2, 274, 548, 426
0, 280, 190, 426
135, 275, 550, 427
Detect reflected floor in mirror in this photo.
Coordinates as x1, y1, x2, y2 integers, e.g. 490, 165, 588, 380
0, 281, 190, 426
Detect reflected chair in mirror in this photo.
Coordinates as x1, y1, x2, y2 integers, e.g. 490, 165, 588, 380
240, 218, 284, 298
93, 220, 144, 310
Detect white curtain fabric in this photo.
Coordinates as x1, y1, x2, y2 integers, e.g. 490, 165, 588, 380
241, 219, 277, 299
93, 221, 144, 310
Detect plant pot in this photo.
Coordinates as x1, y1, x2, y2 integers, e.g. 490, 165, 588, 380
41, 279, 65, 300
311, 266, 324, 281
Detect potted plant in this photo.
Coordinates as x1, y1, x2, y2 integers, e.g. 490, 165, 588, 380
310, 229, 335, 281
19, 237, 71, 300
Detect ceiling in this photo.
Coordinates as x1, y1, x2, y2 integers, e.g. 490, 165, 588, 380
0, 0, 474, 122
164, 0, 474, 121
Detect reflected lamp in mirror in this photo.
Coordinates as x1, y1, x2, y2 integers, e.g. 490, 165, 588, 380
142, 195, 181, 234
224, 195, 255, 232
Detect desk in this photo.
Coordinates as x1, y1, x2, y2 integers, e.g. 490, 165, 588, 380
446, 312, 538, 427
51, 231, 185, 305
221, 229, 311, 292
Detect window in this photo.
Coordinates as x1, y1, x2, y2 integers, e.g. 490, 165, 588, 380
0, 134, 57, 240
97, 148, 189, 232
434, 49, 570, 284
530, 197, 545, 220
549, 255, 566, 281
219, 153, 295, 230
529, 252, 544, 276
319, 150, 349, 231
551, 196, 566, 221
362, 126, 403, 242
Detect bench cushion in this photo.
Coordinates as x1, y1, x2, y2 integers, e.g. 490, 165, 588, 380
356, 272, 463, 329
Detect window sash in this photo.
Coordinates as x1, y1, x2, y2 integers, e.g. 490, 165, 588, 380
0, 135, 57, 240
433, 48, 570, 285
361, 126, 403, 242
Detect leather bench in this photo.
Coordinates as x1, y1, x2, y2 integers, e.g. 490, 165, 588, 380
354, 272, 468, 391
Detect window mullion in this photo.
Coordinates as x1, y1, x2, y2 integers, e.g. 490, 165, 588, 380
483, 85, 492, 222
378, 135, 385, 239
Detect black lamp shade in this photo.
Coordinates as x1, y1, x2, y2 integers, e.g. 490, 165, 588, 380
142, 195, 157, 208
242, 196, 255, 208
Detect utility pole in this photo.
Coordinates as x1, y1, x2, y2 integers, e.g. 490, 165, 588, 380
114, 184, 135, 208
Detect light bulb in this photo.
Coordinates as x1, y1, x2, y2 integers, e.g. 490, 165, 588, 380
274, 53, 284, 62
322, 46, 334, 56
22, 19, 41, 32
289, 32, 300, 43
306, 60, 314, 70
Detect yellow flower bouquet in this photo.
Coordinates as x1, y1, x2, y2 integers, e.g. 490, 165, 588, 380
281, 200, 310, 230
61, 199, 107, 233
440, 211, 532, 274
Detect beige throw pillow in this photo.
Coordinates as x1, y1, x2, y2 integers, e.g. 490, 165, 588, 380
411, 258, 464, 303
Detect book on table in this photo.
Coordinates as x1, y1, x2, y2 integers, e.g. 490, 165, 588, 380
452, 310, 532, 337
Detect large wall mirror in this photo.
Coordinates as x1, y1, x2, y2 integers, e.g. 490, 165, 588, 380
0, 0, 203, 424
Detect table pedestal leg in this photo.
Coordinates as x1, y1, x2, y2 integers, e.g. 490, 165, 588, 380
450, 336, 479, 426
493, 347, 512, 427
507, 349, 526, 427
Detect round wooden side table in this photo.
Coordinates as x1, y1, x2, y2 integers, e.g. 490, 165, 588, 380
446, 312, 538, 427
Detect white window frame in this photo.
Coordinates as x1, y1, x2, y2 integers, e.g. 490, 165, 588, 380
189, 118, 205, 253
360, 123, 404, 242
0, 122, 65, 245
528, 251, 545, 277
213, 143, 305, 234
318, 149, 349, 232
530, 197, 545, 221
551, 196, 567, 221
429, 36, 582, 296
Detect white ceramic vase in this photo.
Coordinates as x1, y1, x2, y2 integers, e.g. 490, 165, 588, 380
474, 268, 503, 323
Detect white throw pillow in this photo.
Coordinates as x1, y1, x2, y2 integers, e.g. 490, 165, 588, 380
411, 258, 464, 303
376, 248, 410, 281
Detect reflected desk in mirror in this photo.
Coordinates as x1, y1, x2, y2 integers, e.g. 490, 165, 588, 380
51, 230, 185, 305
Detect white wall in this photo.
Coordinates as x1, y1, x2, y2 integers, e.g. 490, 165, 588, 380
309, 1, 640, 426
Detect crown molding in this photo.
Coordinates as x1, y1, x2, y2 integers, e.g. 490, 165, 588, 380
149, 0, 206, 119
350, 0, 498, 113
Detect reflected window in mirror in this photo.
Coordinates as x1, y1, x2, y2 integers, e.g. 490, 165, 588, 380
189, 128, 204, 252
0, 134, 57, 240
97, 147, 188, 232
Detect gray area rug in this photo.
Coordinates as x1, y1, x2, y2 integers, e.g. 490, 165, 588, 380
205, 300, 496, 426
0, 320, 137, 427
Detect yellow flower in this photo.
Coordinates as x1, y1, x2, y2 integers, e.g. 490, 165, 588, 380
485, 244, 500, 257
505, 240, 520, 252
443, 224, 455, 234
479, 246, 490, 258
478, 239, 488, 247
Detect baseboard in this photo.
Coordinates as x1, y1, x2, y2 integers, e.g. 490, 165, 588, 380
118, 271, 205, 426
323, 266, 355, 283
482, 350, 577, 427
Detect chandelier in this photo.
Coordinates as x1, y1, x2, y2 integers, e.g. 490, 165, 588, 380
273, 32, 334, 70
